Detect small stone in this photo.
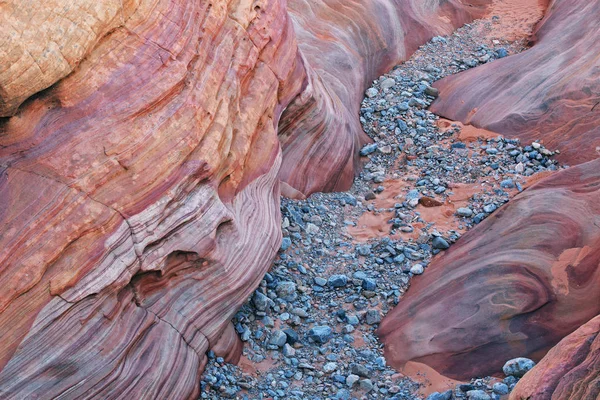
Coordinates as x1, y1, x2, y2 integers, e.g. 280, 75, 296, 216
282, 343, 296, 357
269, 330, 287, 347
380, 78, 396, 90
328, 274, 348, 288
492, 382, 509, 395
365, 309, 381, 325
503, 357, 535, 377
456, 207, 473, 217
431, 236, 450, 250
410, 264, 424, 275
276, 281, 297, 301
346, 374, 360, 387
280, 237, 292, 251
314, 277, 327, 286
425, 86, 439, 98
365, 192, 376, 201
359, 379, 374, 392
483, 204, 497, 213
365, 88, 378, 98
308, 326, 333, 344
283, 328, 299, 344
252, 291, 269, 311
466, 390, 491, 400
323, 362, 338, 373
500, 179, 515, 189
350, 363, 371, 378
361, 277, 377, 291
496, 48, 508, 58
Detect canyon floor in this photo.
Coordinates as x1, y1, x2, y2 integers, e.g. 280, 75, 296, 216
199, 7, 560, 400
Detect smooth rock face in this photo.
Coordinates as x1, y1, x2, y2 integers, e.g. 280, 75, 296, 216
430, 0, 600, 166
378, 159, 600, 379
510, 315, 600, 400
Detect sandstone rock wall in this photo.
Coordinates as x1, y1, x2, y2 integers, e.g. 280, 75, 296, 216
0, 0, 490, 397
380, 0, 600, 384
510, 315, 600, 400
430, 0, 600, 166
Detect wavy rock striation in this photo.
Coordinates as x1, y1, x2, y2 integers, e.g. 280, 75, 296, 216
430, 0, 600, 166
510, 315, 600, 400
378, 158, 600, 380
0, 0, 493, 398
279, 0, 491, 195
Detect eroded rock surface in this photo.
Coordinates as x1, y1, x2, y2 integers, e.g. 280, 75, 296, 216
0, 0, 492, 398
378, 158, 600, 380
510, 315, 600, 400
430, 0, 600, 166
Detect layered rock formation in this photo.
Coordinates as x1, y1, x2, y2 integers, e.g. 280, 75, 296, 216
379, 0, 600, 383
510, 315, 600, 400
378, 158, 600, 379
0, 0, 493, 398
280, 0, 491, 194
430, 0, 600, 166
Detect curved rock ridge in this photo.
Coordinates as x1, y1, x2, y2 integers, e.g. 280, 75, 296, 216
378, 158, 600, 380
279, 0, 491, 195
510, 315, 600, 400
430, 0, 600, 166
0, 0, 495, 398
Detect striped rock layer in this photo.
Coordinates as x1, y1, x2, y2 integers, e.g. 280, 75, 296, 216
0, 0, 490, 398
380, 0, 600, 392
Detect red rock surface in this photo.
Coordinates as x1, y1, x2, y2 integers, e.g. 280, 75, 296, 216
0, 0, 493, 397
279, 0, 491, 195
378, 158, 600, 379
430, 0, 600, 166
510, 315, 600, 400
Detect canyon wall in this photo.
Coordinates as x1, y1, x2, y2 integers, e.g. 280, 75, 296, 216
0, 0, 490, 398
510, 315, 600, 400
430, 0, 600, 166
380, 0, 600, 387
379, 158, 600, 379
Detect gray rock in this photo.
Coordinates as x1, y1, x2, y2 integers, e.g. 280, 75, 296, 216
308, 325, 333, 344
457, 207, 473, 217
410, 264, 424, 275
323, 362, 337, 373
350, 363, 371, 378
361, 277, 377, 291
282, 343, 296, 357
269, 330, 287, 347
492, 382, 509, 395
328, 274, 348, 288
252, 291, 269, 311
360, 143, 378, 156
380, 78, 396, 90
275, 281, 297, 301
280, 237, 291, 251
346, 374, 360, 387
365, 310, 381, 325
432, 236, 450, 249
503, 357, 535, 377
425, 86, 439, 98
314, 277, 327, 286
365, 88, 378, 98
426, 391, 452, 400
466, 390, 491, 400
500, 179, 515, 189
359, 379, 374, 392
